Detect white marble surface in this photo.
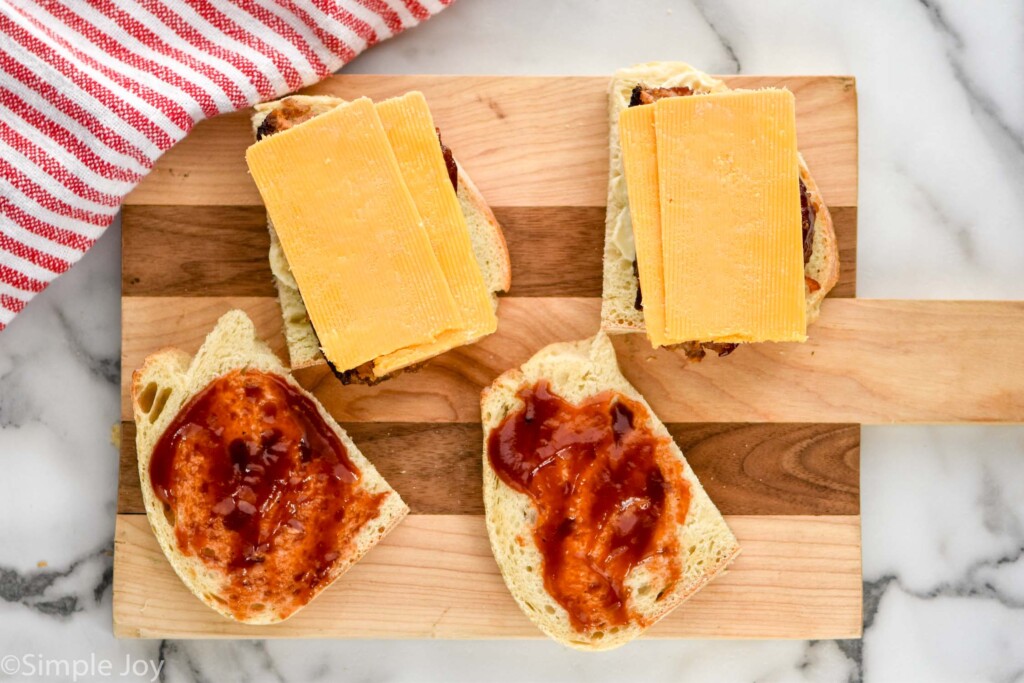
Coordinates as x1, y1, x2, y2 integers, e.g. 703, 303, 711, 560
1, 0, 1023, 681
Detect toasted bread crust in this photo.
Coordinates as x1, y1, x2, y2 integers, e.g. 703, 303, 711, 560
457, 161, 512, 292
251, 95, 510, 378
600, 62, 840, 336
799, 154, 840, 321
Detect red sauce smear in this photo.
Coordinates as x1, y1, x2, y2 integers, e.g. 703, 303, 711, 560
149, 369, 386, 621
487, 381, 691, 632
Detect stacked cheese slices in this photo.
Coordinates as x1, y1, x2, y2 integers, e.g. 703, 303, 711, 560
246, 92, 499, 381
618, 88, 807, 347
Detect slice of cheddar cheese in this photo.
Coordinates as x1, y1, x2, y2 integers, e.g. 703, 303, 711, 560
618, 104, 670, 348
246, 97, 461, 372
371, 92, 497, 377
656, 89, 806, 343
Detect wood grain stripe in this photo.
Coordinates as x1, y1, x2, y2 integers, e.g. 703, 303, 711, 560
113, 513, 863, 639
124, 75, 858, 209
121, 205, 857, 298
118, 421, 860, 516
121, 297, 1024, 424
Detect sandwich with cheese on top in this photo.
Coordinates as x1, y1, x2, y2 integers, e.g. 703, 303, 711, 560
247, 92, 510, 384
601, 62, 839, 360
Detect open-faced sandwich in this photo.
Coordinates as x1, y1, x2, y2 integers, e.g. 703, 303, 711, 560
602, 62, 839, 360
247, 92, 510, 384
132, 310, 408, 623
481, 332, 740, 650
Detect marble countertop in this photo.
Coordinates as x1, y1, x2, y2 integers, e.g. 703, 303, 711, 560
2, 0, 1022, 681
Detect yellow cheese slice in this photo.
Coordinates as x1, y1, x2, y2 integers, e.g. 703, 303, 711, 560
656, 89, 806, 343
245, 97, 461, 372
618, 104, 670, 348
372, 92, 497, 377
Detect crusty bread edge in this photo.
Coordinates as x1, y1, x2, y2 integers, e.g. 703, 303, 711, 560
131, 310, 409, 624
480, 333, 740, 650
456, 160, 512, 294
251, 95, 511, 373
799, 154, 840, 321
600, 61, 840, 334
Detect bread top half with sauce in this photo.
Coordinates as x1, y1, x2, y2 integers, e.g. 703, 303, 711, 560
132, 310, 408, 624
481, 332, 740, 650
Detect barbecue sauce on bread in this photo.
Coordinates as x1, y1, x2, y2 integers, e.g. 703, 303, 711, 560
487, 381, 691, 632
150, 369, 385, 620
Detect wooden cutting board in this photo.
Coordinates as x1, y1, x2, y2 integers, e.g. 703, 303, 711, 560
112, 74, 1022, 640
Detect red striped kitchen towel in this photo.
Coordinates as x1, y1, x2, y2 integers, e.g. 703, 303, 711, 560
0, 0, 452, 331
